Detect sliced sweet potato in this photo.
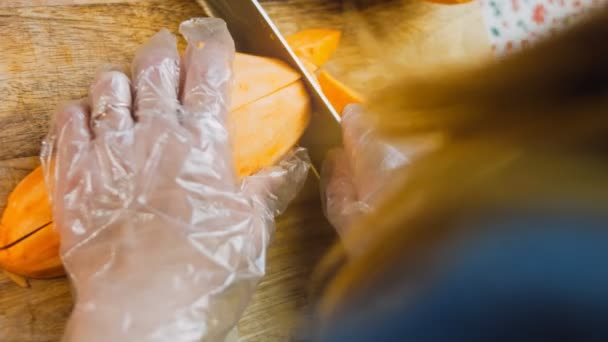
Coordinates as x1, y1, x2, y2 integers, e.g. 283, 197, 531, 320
230, 81, 311, 178
287, 29, 341, 67
0, 166, 63, 280
317, 70, 365, 115
1, 167, 52, 245
0, 221, 62, 279
231, 53, 302, 111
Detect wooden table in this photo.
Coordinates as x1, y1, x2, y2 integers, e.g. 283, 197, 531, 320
0, 1, 488, 340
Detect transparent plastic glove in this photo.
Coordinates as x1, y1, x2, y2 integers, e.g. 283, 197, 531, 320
41, 18, 309, 342
321, 104, 437, 241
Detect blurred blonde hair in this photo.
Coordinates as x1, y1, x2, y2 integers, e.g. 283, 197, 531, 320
315, 5, 608, 322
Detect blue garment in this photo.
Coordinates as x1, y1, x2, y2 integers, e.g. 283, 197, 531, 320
322, 215, 608, 342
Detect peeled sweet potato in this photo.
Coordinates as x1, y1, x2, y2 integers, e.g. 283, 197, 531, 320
231, 53, 302, 111
0, 166, 63, 284
0, 54, 311, 284
286, 29, 341, 67
230, 53, 311, 177
232, 81, 310, 177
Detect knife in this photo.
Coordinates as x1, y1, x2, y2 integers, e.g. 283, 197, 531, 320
196, 0, 342, 176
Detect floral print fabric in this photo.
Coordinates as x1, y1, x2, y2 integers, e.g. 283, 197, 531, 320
479, 0, 606, 55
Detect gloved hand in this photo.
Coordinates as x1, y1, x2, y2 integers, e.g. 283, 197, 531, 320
41, 18, 309, 342
321, 105, 437, 248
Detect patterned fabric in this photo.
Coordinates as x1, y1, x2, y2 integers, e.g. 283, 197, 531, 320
479, 0, 607, 55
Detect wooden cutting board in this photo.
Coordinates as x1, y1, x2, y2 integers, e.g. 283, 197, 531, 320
0, 0, 488, 340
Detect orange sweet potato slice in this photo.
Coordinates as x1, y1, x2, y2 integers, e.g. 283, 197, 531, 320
231, 53, 302, 111
317, 70, 365, 115
287, 29, 341, 67
230, 81, 311, 178
0, 166, 63, 280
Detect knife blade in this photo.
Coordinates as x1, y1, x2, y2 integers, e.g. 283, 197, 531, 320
196, 0, 342, 175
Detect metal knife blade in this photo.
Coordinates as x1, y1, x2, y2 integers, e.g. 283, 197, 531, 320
196, 0, 342, 174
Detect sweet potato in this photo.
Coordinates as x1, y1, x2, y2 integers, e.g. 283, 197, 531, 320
0, 166, 63, 283
231, 53, 302, 111
231, 81, 310, 177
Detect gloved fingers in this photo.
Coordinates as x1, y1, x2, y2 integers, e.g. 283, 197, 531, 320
41, 101, 93, 244
239, 148, 310, 267
341, 104, 378, 192
131, 29, 180, 124
179, 18, 235, 139
47, 100, 92, 183
241, 147, 311, 217
174, 18, 237, 183
89, 70, 133, 136
340, 105, 375, 200
341, 104, 373, 160
321, 148, 367, 236
341, 104, 409, 203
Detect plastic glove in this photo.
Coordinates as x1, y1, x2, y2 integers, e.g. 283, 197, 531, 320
41, 18, 309, 342
321, 104, 437, 245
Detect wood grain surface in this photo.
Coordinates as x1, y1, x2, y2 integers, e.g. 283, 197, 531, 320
0, 0, 488, 340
